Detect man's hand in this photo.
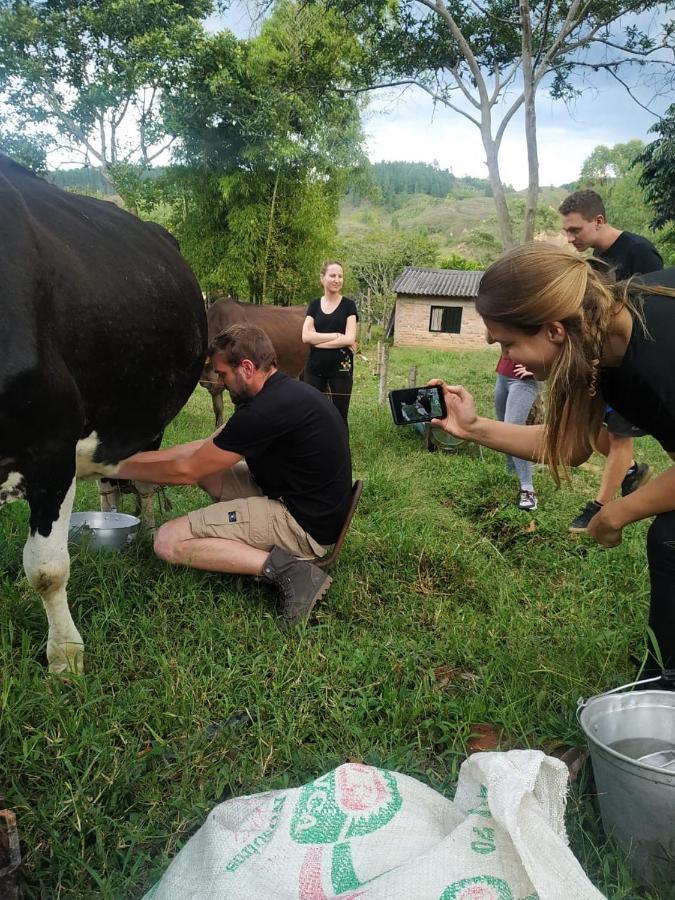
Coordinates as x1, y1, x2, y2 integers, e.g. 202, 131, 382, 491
513, 363, 534, 379
428, 380, 479, 439
587, 500, 625, 548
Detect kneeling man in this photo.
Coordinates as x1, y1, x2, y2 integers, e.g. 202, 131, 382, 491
117, 323, 352, 624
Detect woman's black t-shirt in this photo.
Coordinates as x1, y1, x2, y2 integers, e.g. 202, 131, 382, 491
305, 296, 359, 377
599, 283, 675, 452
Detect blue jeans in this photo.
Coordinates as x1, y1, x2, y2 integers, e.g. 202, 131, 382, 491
494, 375, 540, 490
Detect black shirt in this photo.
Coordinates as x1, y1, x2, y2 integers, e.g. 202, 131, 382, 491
214, 371, 352, 544
595, 231, 663, 281
306, 296, 359, 377
600, 279, 675, 452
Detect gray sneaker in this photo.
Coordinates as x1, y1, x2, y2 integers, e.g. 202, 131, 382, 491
621, 462, 652, 497
261, 545, 332, 626
518, 489, 537, 511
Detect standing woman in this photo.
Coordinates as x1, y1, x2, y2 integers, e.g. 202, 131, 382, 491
493, 355, 541, 511
302, 261, 358, 425
430, 243, 675, 682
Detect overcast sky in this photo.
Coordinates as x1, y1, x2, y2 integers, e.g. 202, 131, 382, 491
214, 4, 670, 190
361, 78, 666, 190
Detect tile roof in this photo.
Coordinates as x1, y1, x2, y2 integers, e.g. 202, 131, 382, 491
393, 267, 483, 298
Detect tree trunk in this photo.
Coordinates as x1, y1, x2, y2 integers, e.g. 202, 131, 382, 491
481, 127, 514, 250
262, 171, 280, 305
520, 0, 539, 243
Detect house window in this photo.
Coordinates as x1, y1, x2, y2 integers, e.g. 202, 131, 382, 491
429, 305, 462, 333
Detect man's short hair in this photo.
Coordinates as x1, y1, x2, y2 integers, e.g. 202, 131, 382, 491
558, 189, 606, 220
209, 323, 277, 370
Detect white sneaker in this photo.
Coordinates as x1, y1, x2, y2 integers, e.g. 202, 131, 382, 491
518, 489, 538, 511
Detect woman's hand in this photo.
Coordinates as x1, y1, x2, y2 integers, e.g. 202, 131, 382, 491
513, 363, 534, 379
587, 501, 624, 547
428, 380, 479, 439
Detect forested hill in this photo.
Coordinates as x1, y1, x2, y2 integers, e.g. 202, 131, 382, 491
350, 160, 512, 202
340, 161, 566, 265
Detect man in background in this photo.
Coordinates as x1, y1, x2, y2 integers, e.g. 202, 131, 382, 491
559, 189, 663, 532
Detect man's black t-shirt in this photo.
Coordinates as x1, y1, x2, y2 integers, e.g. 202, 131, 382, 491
595, 231, 663, 281
600, 272, 675, 452
213, 372, 351, 544
305, 297, 359, 377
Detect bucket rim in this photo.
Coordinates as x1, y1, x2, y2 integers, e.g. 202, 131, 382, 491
578, 686, 675, 776
577, 676, 662, 710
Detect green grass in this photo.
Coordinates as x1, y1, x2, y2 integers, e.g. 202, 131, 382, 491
1, 346, 673, 898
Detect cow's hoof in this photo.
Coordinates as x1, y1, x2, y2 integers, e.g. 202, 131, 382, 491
47, 641, 84, 675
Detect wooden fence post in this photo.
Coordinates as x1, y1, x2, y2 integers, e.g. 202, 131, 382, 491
378, 343, 389, 405
375, 340, 382, 376
407, 364, 417, 388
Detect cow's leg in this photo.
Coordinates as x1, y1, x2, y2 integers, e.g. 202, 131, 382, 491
133, 480, 157, 531
98, 477, 122, 512
212, 390, 224, 428
23, 476, 84, 674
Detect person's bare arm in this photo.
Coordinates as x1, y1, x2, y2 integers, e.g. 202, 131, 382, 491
302, 315, 358, 350
589, 460, 675, 547
429, 380, 592, 465
302, 316, 337, 346
116, 440, 242, 485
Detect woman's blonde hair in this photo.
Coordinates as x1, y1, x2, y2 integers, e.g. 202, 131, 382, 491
476, 242, 670, 483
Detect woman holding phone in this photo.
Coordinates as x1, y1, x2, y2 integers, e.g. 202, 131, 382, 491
302, 261, 358, 426
430, 242, 675, 683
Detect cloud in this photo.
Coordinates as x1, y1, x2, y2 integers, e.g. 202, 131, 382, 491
363, 78, 665, 190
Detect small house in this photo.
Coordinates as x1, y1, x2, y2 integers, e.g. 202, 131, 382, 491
392, 267, 486, 350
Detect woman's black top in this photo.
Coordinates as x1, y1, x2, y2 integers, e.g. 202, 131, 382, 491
305, 296, 359, 377
600, 284, 675, 452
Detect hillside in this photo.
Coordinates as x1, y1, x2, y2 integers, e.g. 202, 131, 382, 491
338, 185, 569, 263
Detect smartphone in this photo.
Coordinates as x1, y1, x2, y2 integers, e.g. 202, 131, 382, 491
388, 385, 447, 426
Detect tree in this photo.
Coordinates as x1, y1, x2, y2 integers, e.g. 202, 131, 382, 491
579, 140, 646, 184
577, 140, 652, 233
339, 230, 439, 330
156, 2, 366, 301
0, 0, 211, 190
313, 0, 674, 247
0, 116, 51, 173
438, 252, 483, 270
637, 104, 675, 234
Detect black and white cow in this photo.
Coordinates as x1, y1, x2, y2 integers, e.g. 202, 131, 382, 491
0, 154, 207, 673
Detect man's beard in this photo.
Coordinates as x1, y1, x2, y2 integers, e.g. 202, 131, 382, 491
227, 375, 253, 406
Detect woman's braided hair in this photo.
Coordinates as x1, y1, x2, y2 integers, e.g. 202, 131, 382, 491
476, 242, 649, 483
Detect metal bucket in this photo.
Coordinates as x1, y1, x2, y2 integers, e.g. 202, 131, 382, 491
69, 511, 140, 552
578, 678, 675, 887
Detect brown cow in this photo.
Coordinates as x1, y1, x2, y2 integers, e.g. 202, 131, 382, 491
202, 296, 309, 426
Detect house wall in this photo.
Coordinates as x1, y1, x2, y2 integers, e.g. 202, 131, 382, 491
393, 295, 489, 349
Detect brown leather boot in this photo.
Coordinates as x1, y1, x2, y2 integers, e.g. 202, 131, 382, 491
261, 545, 332, 625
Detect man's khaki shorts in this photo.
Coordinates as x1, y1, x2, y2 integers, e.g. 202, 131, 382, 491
188, 462, 327, 560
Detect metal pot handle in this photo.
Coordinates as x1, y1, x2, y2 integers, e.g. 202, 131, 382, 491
577, 675, 663, 712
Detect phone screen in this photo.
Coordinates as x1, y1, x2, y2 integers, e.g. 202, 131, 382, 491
388, 386, 446, 425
